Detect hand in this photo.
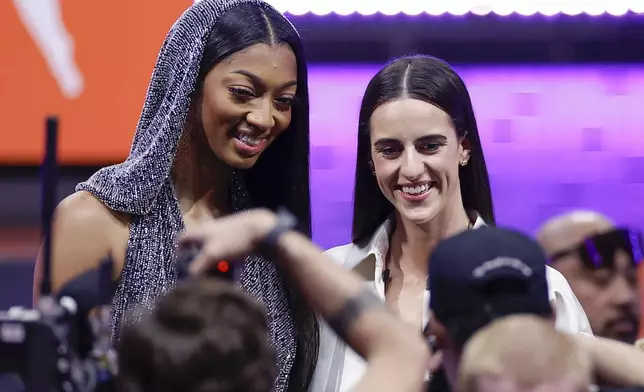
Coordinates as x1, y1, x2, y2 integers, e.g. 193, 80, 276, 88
424, 310, 449, 351
179, 209, 277, 275
424, 310, 446, 373
636, 338, 644, 351
427, 350, 443, 374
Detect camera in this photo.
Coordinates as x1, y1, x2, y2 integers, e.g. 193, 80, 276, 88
176, 242, 239, 282
0, 116, 238, 391
0, 117, 118, 392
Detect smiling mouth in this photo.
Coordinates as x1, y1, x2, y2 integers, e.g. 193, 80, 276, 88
230, 127, 269, 157
234, 132, 265, 146
398, 182, 435, 197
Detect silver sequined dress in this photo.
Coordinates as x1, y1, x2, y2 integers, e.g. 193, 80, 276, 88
76, 1, 302, 390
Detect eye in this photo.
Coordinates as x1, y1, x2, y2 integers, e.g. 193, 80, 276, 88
229, 87, 255, 101
274, 96, 296, 111
626, 270, 638, 286
420, 142, 442, 153
376, 146, 401, 158
591, 270, 612, 287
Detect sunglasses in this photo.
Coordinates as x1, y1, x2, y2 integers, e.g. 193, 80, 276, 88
548, 227, 643, 269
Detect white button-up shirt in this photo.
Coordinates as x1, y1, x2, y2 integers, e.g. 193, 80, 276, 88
310, 216, 593, 392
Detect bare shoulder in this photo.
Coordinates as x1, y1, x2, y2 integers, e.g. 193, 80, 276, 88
33, 191, 130, 299
55, 190, 129, 232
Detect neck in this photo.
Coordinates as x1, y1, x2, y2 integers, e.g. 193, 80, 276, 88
389, 199, 471, 277
172, 126, 231, 221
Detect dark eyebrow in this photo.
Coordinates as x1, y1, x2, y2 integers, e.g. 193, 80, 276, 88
415, 134, 448, 144
230, 69, 297, 89
373, 138, 400, 147
373, 134, 448, 147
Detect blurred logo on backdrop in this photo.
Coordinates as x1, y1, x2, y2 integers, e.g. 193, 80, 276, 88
12, 0, 84, 99
0, 0, 191, 164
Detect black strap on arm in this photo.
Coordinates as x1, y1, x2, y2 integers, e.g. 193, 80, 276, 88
256, 207, 298, 259
326, 288, 385, 344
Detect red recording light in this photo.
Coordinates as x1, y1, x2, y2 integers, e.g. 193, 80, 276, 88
217, 261, 230, 273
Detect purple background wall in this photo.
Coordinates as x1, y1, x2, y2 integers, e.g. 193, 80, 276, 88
308, 64, 644, 249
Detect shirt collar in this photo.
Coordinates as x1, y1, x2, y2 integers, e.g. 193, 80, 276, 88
364, 213, 486, 258
350, 213, 487, 280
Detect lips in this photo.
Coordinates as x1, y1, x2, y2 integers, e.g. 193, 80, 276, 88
232, 129, 268, 156
401, 183, 431, 196
234, 132, 265, 146
395, 181, 436, 202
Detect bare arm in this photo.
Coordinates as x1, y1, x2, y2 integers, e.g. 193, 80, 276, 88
576, 334, 644, 387
269, 221, 429, 392
33, 191, 124, 304
187, 209, 430, 392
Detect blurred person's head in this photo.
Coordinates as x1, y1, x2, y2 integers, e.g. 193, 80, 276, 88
537, 211, 642, 343
458, 315, 592, 392
352, 55, 495, 244
426, 227, 554, 386
116, 277, 275, 392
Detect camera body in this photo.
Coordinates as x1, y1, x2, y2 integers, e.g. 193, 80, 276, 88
0, 295, 116, 392
0, 259, 118, 392
176, 242, 238, 282
0, 116, 118, 391
0, 299, 61, 391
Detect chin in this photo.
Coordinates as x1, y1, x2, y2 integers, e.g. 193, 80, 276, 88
224, 156, 261, 170
215, 144, 264, 170
396, 202, 442, 225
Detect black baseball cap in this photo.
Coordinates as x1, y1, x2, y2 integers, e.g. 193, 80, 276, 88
428, 227, 552, 347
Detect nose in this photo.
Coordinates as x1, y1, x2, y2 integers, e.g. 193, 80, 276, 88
399, 148, 425, 180
246, 100, 275, 131
610, 275, 637, 307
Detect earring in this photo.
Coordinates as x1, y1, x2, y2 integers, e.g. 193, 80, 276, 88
460, 160, 468, 167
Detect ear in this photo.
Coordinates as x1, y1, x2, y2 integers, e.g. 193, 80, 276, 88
459, 136, 472, 166
368, 160, 375, 175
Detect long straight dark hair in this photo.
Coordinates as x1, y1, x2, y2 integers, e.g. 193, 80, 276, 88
352, 55, 495, 244
197, 4, 317, 390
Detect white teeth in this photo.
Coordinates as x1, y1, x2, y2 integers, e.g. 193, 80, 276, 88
401, 183, 431, 195
236, 133, 262, 146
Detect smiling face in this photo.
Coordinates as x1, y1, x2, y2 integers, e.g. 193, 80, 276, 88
369, 98, 471, 225
199, 43, 298, 169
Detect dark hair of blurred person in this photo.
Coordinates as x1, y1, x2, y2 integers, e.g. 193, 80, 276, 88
117, 277, 275, 392
33, 1, 317, 391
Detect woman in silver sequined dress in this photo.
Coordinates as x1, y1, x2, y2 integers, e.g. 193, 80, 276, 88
32, 1, 318, 391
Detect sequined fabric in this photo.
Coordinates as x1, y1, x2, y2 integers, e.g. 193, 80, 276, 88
76, 1, 301, 390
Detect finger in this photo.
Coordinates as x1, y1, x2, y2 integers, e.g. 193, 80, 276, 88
424, 310, 439, 336
188, 241, 240, 276
188, 252, 211, 276
188, 244, 222, 276
635, 338, 644, 351
428, 350, 443, 373
179, 227, 209, 244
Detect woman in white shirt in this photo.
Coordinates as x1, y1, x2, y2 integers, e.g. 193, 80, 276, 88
310, 55, 592, 392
